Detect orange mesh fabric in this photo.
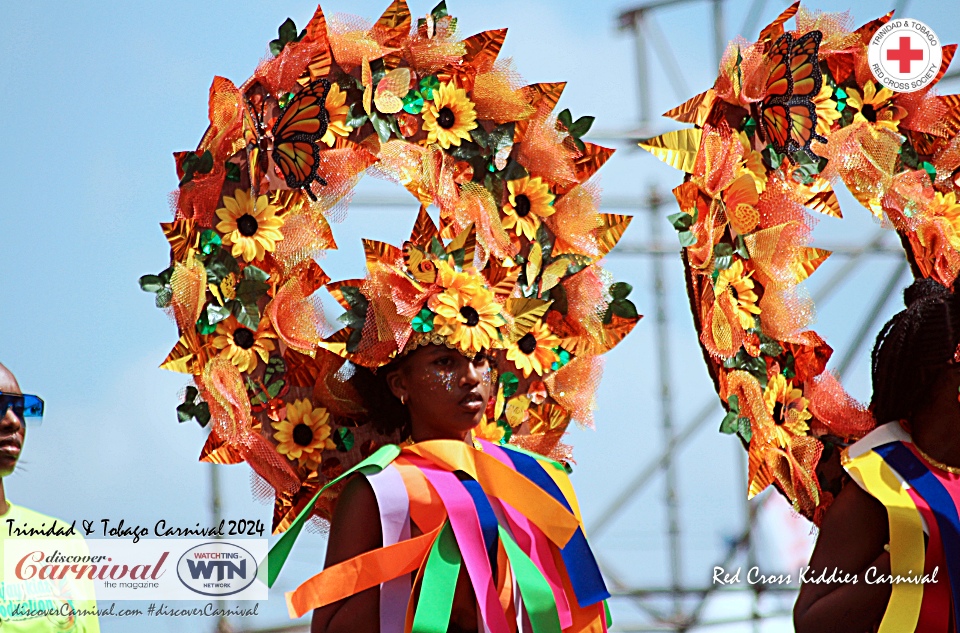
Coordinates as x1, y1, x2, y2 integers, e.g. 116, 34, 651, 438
795, 8, 857, 54
819, 122, 901, 215
327, 14, 386, 72
515, 112, 578, 189
267, 279, 325, 355
544, 356, 603, 429
692, 123, 743, 196
471, 61, 535, 124
714, 39, 769, 106
548, 182, 603, 258
170, 258, 206, 335
806, 371, 874, 440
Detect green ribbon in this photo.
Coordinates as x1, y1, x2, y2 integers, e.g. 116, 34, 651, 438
412, 521, 461, 633
263, 444, 401, 587
498, 524, 561, 633
604, 599, 613, 627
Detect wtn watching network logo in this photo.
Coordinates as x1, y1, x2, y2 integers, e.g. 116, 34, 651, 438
176, 542, 258, 597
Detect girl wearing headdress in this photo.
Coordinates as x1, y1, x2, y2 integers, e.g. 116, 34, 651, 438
795, 278, 960, 632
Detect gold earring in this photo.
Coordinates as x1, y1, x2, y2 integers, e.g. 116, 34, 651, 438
400, 394, 407, 405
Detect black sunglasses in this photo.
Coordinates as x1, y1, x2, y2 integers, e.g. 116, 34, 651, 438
0, 391, 44, 426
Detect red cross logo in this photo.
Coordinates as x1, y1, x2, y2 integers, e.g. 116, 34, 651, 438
887, 36, 924, 74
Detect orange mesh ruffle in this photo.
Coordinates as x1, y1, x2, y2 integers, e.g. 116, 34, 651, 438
471, 61, 535, 124
806, 371, 874, 440
692, 123, 743, 197
544, 356, 603, 429
548, 182, 603, 258
266, 279, 325, 355
515, 112, 579, 189
170, 257, 206, 335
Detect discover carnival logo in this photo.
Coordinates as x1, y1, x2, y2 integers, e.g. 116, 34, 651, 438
176, 542, 258, 597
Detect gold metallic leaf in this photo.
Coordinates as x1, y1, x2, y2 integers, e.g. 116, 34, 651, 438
758, 1, 799, 43
362, 58, 373, 117
505, 298, 552, 342
505, 395, 531, 428
363, 238, 404, 270
374, 68, 411, 114
463, 28, 507, 73
596, 214, 633, 257
410, 205, 439, 247
540, 258, 572, 293
517, 82, 566, 140
804, 184, 842, 219
372, 0, 411, 56
161, 219, 200, 262
527, 402, 571, 435
317, 327, 353, 359
794, 247, 831, 283
301, 6, 333, 82
485, 260, 519, 299
662, 89, 716, 127
199, 430, 244, 465
445, 224, 477, 269
291, 259, 331, 295
525, 242, 543, 285
940, 94, 960, 137
639, 128, 703, 173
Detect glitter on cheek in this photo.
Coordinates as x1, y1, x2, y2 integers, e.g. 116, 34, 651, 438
421, 366, 458, 393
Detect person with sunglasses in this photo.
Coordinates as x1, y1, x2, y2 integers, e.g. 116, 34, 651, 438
0, 362, 100, 631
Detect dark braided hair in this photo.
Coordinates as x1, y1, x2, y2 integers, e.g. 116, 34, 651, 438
870, 277, 960, 424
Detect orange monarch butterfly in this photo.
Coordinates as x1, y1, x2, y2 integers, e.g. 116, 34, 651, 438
759, 30, 825, 159
243, 78, 332, 200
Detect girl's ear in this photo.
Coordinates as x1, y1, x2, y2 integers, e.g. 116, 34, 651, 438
385, 366, 407, 403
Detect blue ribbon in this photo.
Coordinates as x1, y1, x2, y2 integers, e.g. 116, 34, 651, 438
498, 446, 610, 607
874, 441, 960, 629
457, 472, 500, 571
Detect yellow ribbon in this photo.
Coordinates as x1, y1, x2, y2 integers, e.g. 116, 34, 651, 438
844, 449, 925, 633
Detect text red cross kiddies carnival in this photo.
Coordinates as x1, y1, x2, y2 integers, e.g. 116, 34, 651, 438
887, 36, 924, 73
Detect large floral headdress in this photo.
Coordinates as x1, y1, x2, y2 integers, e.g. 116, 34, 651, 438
142, 1, 639, 534
642, 2, 960, 523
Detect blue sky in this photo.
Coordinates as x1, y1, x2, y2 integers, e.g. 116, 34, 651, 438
2, 0, 959, 631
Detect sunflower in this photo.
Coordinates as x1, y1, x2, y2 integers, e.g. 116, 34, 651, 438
714, 259, 761, 330
271, 398, 335, 470
502, 176, 556, 240
429, 285, 505, 354
212, 317, 276, 373
422, 81, 478, 149
435, 258, 485, 295
762, 373, 812, 449
846, 82, 907, 133
506, 321, 560, 378
931, 191, 960, 250
215, 190, 285, 262
812, 83, 841, 136
320, 83, 354, 147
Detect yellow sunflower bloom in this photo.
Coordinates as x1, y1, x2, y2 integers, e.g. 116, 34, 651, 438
506, 321, 560, 378
846, 82, 907, 133
215, 190, 284, 262
502, 176, 556, 240
715, 259, 761, 330
422, 81, 478, 149
212, 317, 276, 373
320, 83, 354, 147
762, 373, 812, 449
429, 286, 505, 354
932, 191, 960, 250
435, 259, 486, 296
812, 84, 841, 136
271, 398, 335, 470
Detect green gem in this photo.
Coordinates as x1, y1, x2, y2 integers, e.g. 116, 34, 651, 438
836, 101, 846, 112
334, 427, 355, 452
499, 372, 519, 398
200, 230, 222, 256
742, 117, 757, 137
196, 311, 217, 335
921, 161, 937, 183
411, 308, 435, 333
402, 90, 424, 114
551, 347, 571, 371
835, 87, 847, 100
497, 420, 512, 444
487, 162, 496, 172
278, 92, 295, 109
419, 76, 440, 100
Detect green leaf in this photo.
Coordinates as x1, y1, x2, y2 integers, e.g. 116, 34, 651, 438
737, 417, 753, 443
450, 141, 482, 161
338, 310, 366, 329
501, 159, 528, 181
140, 274, 165, 293
155, 287, 172, 309
714, 243, 734, 271
369, 111, 394, 143
266, 379, 286, 399
727, 394, 740, 413
719, 411, 738, 434
345, 102, 369, 129
206, 302, 232, 325
734, 235, 750, 260
611, 299, 638, 319
225, 162, 241, 182
499, 372, 519, 398
429, 236, 446, 259
339, 286, 368, 314
278, 18, 297, 44
610, 281, 632, 301
488, 123, 515, 153
431, 1, 448, 20
196, 150, 214, 174
243, 265, 270, 283
236, 278, 269, 304
667, 211, 694, 231
230, 300, 260, 329
204, 249, 240, 285
678, 230, 697, 247
184, 386, 199, 402
557, 108, 573, 130
568, 115, 595, 138
551, 283, 568, 315
762, 146, 783, 170
758, 333, 783, 358
900, 140, 920, 170
535, 222, 554, 262
346, 328, 363, 353
470, 126, 490, 149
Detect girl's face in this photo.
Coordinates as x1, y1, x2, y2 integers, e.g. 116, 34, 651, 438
387, 344, 495, 441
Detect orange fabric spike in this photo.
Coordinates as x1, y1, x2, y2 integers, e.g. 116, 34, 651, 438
198, 77, 245, 164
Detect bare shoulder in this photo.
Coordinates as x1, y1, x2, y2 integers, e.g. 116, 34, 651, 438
324, 474, 382, 567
